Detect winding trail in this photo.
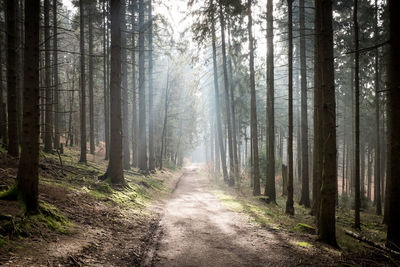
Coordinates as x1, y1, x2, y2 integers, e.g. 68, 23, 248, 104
149, 166, 340, 267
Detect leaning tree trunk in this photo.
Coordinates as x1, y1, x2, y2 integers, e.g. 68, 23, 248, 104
103, 0, 125, 184
318, 0, 338, 247
211, 0, 228, 182
386, 0, 400, 250
286, 0, 294, 215
79, 0, 87, 163
299, 0, 310, 208
265, 0, 276, 203
17, 0, 40, 214
6, 0, 19, 158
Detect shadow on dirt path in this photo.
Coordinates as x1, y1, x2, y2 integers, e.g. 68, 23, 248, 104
146, 167, 341, 267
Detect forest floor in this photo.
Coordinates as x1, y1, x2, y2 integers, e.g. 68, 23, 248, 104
0, 146, 183, 266
0, 147, 398, 266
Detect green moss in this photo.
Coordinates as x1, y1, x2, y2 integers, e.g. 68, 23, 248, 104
293, 223, 316, 234
0, 183, 18, 201
0, 236, 6, 247
293, 241, 313, 248
31, 202, 70, 233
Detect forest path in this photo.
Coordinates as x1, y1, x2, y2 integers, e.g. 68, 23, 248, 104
148, 167, 339, 267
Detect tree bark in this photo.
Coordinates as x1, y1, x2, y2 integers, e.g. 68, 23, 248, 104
103, 0, 125, 184
138, 0, 148, 172
88, 1, 95, 155
79, 0, 87, 163
317, 0, 337, 247
131, 0, 138, 167
247, 0, 260, 196
353, 0, 361, 229
121, 0, 130, 169
265, 0, 276, 203
219, 5, 234, 186
148, 0, 155, 171
386, 0, 400, 250
53, 0, 60, 150
43, 0, 52, 153
103, 0, 110, 160
211, 0, 228, 182
299, 0, 310, 208
17, 0, 40, 213
286, 0, 294, 215
6, 0, 19, 157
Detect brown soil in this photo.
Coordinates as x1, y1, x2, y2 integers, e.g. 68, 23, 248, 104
0, 151, 182, 267
145, 167, 342, 267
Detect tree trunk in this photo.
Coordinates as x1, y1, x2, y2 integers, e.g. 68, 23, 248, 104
138, 0, 148, 172
103, 0, 110, 160
227, 18, 239, 184
88, 2, 95, 155
265, 0, 276, 203
131, 0, 138, 167
0, 29, 4, 143
121, 0, 130, 169
386, 0, 400, 250
43, 0, 52, 153
148, 0, 155, 171
219, 5, 234, 186
247, 0, 260, 196
6, 0, 19, 157
211, 0, 228, 182
17, 0, 40, 213
53, 0, 60, 150
317, 0, 338, 247
103, 0, 125, 184
160, 65, 169, 170
353, 0, 361, 229
299, 0, 310, 208
286, 0, 294, 215
79, 0, 87, 163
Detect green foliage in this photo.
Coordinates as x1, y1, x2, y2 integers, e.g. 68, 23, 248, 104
0, 236, 6, 247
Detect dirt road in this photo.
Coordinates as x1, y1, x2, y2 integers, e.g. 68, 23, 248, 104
150, 168, 340, 267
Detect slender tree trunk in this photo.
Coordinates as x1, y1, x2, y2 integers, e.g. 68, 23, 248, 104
160, 65, 169, 170
264, 0, 276, 202
79, 0, 87, 163
247, 0, 260, 196
318, 0, 338, 247
103, 0, 125, 184
384, 96, 391, 224
211, 0, 228, 182
6, 0, 19, 157
53, 0, 60, 150
0, 30, 4, 143
148, 0, 155, 171
138, 0, 147, 171
17, 0, 40, 213
353, 0, 361, 229
88, 2, 95, 155
103, 0, 110, 160
131, 0, 138, 167
367, 147, 372, 201
286, 0, 294, 215
227, 18, 239, 183
219, 5, 234, 185
43, 0, 52, 152
121, 0, 130, 169
299, 0, 310, 208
